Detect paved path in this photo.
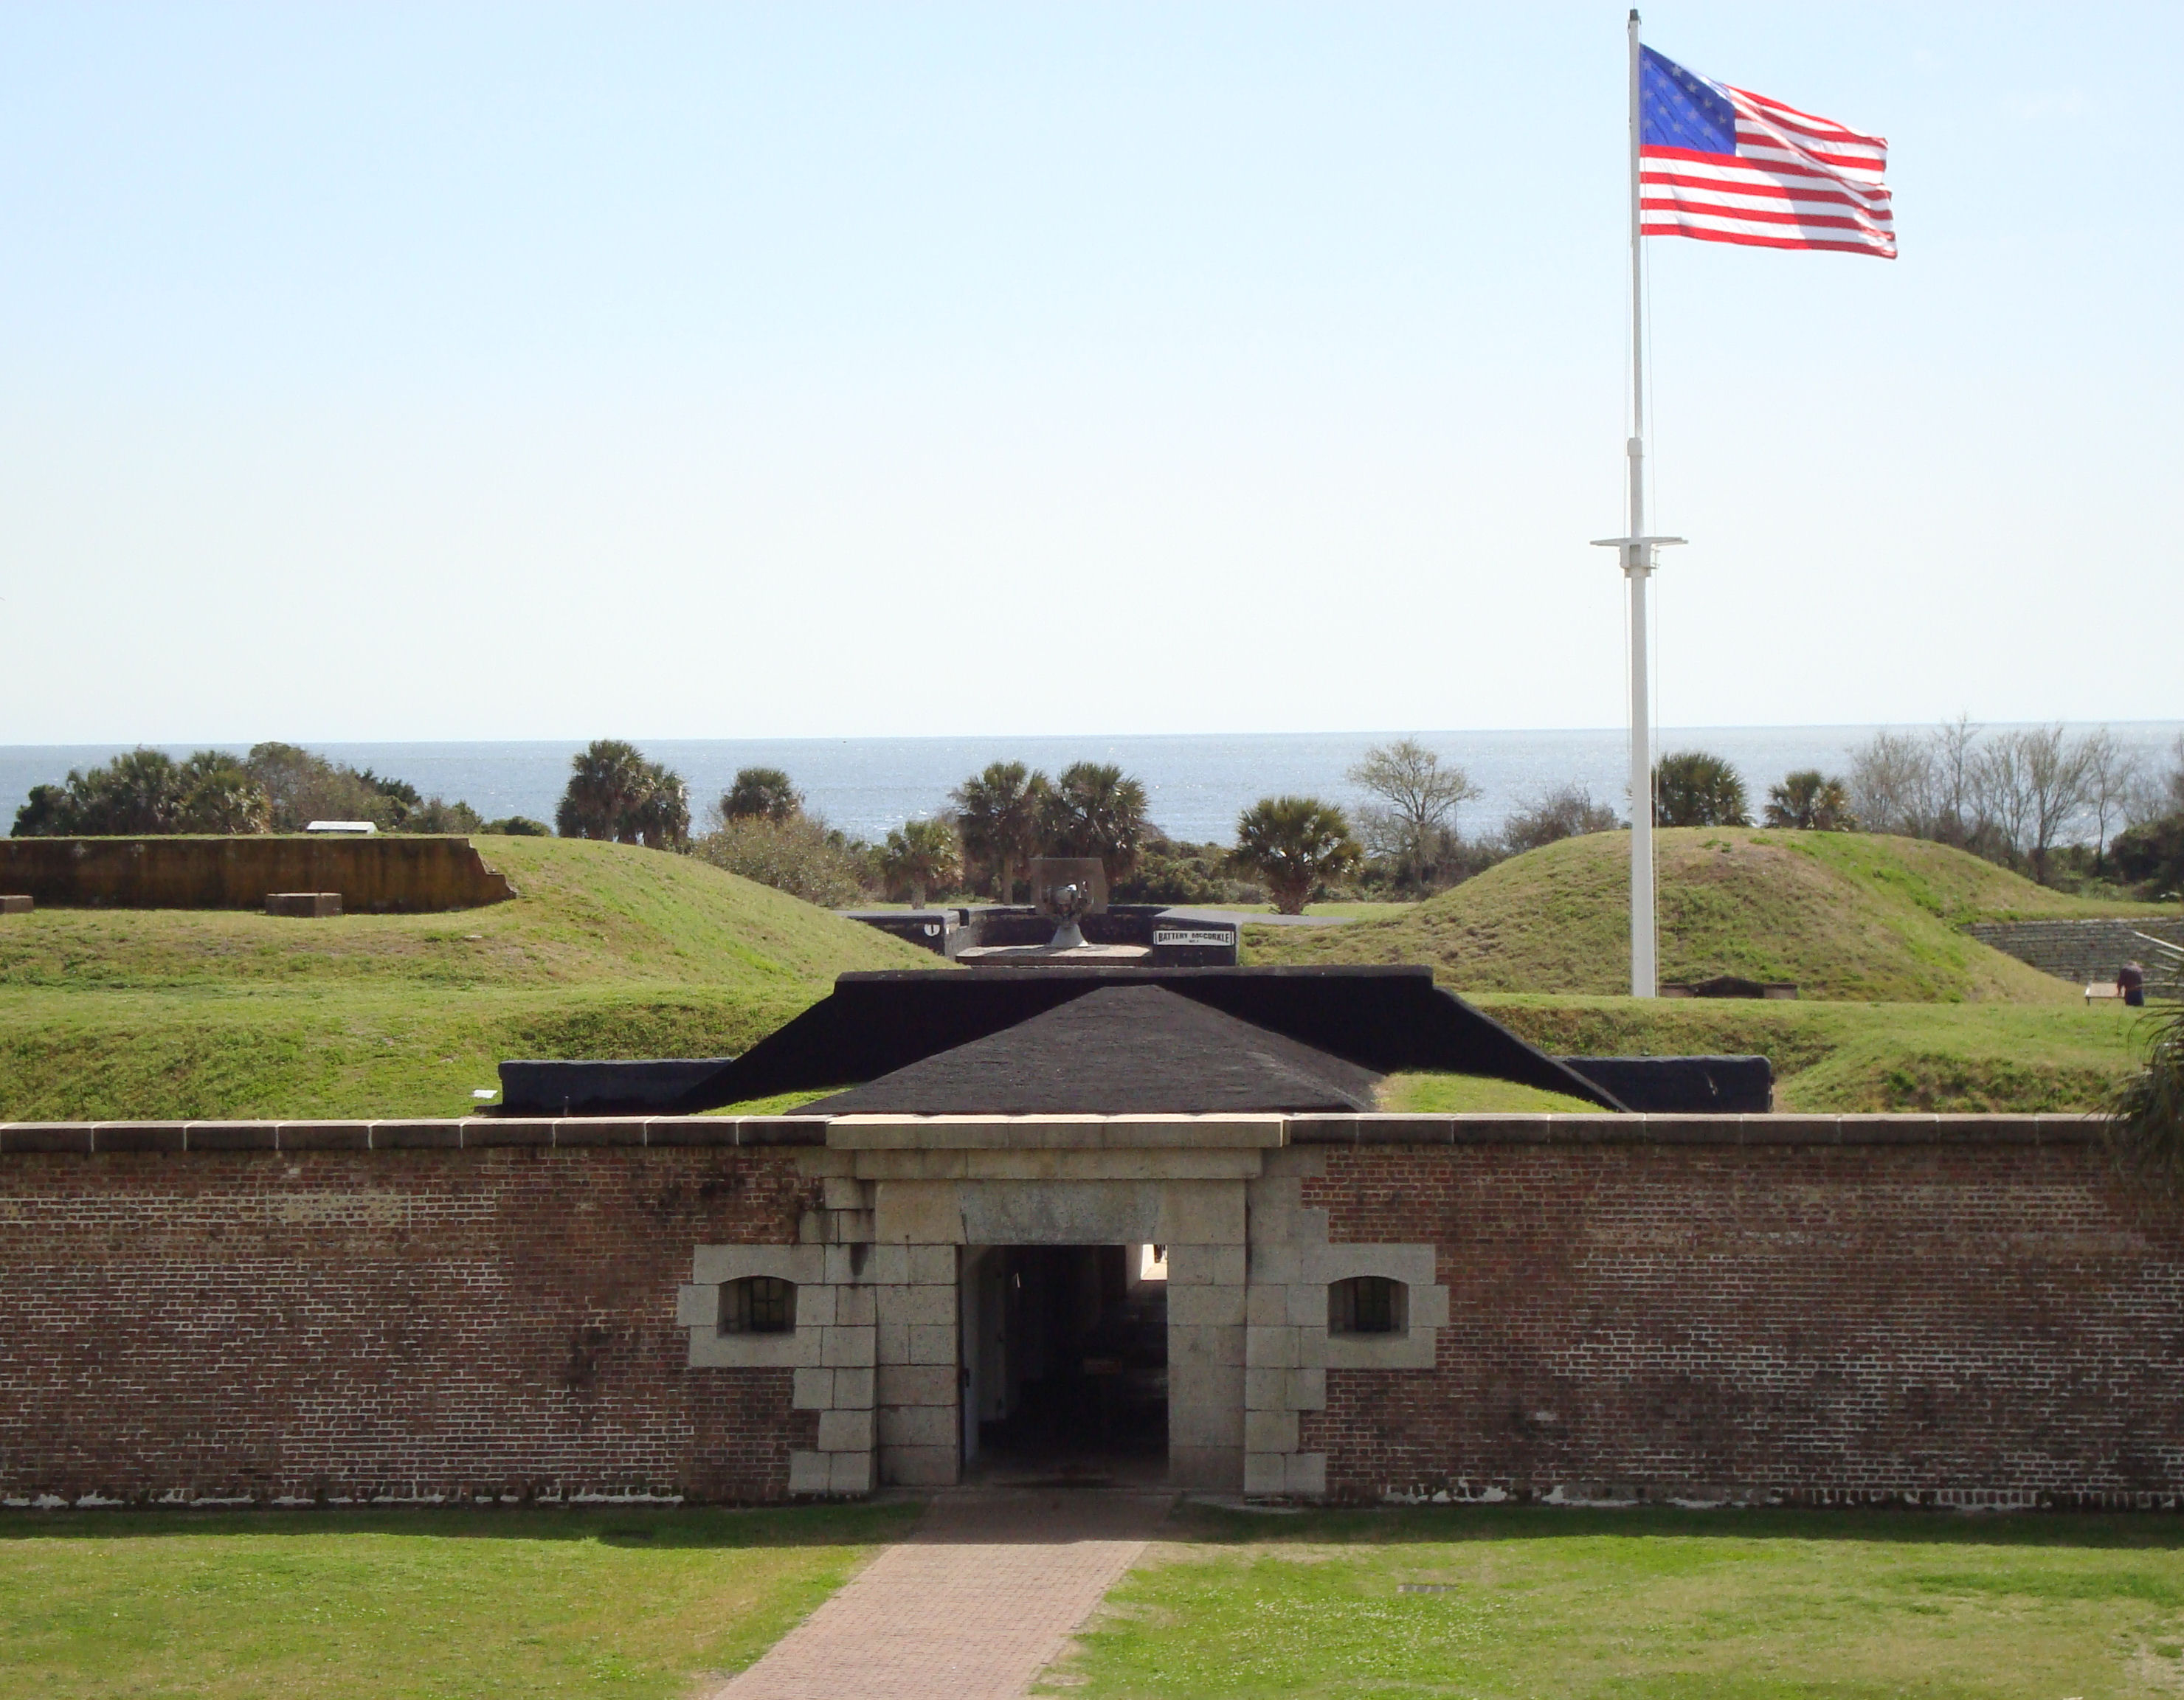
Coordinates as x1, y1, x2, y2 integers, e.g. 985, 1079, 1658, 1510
713, 1490, 1170, 1700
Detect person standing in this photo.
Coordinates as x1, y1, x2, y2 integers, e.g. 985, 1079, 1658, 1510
2119, 961, 2146, 1008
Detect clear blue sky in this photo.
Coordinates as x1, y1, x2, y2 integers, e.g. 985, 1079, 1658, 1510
0, 3, 2174, 742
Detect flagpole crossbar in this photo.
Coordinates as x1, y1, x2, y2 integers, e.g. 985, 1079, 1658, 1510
1589, 536, 1685, 575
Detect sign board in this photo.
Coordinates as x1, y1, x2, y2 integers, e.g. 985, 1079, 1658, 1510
1153, 928, 1235, 947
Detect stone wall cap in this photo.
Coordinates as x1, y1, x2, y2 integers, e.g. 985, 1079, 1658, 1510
0, 1108, 2105, 1156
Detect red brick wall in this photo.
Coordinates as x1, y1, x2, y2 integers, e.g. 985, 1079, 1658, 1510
0, 1148, 820, 1506
1299, 1140, 2184, 1508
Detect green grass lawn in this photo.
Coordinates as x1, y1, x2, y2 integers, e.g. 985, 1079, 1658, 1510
0, 1503, 916, 1700
1377, 1071, 1608, 1114
0, 836, 938, 1121
1044, 1502, 2184, 1699
1476, 992, 2153, 1113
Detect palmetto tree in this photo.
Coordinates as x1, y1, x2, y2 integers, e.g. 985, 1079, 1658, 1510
630, 763, 691, 849
950, 761, 1051, 902
881, 818, 962, 908
1046, 762, 1151, 885
1653, 751, 1752, 828
720, 767, 802, 823
1231, 796, 1362, 916
2108, 1000, 2184, 1195
1763, 770, 1856, 832
556, 741, 688, 848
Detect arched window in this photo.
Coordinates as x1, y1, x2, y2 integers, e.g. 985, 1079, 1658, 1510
723, 1276, 796, 1335
1328, 1276, 1406, 1337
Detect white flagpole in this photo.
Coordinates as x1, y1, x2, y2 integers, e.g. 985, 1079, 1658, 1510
1594, 7, 1681, 999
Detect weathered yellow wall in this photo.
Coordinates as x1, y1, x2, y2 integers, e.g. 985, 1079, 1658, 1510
0, 836, 516, 912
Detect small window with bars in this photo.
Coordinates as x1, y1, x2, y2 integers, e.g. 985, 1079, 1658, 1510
722, 1276, 796, 1336
1328, 1276, 1406, 1336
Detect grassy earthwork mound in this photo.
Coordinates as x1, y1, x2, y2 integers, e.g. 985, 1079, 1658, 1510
0, 835, 937, 1122
1245, 829, 2175, 1112
1247, 827, 2162, 1002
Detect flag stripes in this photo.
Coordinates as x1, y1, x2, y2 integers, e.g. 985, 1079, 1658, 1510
1640, 59, 1895, 258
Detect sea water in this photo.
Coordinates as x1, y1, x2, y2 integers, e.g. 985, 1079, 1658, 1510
4, 725, 2177, 846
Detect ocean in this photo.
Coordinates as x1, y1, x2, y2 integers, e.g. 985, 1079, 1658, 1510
5, 725, 2178, 845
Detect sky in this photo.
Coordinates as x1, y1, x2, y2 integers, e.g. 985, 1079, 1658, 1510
0, 2, 2175, 744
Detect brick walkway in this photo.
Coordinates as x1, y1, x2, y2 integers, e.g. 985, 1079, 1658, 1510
712, 1490, 1171, 1700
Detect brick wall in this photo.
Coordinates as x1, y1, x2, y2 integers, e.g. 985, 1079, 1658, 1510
0, 835, 515, 912
0, 1145, 820, 1506
1298, 1138, 2184, 1508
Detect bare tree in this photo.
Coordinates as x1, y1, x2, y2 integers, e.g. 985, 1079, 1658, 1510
1845, 730, 1935, 837
1348, 739, 1481, 882
1969, 725, 2093, 877
1933, 713, 1981, 845
2018, 725, 2094, 879
1969, 733, 2031, 866
1499, 784, 1621, 854
2078, 728, 2142, 874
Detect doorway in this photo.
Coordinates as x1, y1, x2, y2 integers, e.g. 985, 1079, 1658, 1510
960, 1243, 1169, 1485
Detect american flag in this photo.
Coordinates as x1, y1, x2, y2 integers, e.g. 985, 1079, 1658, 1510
1639, 46, 1894, 258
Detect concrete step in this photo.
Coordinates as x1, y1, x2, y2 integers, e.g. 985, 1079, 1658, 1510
1969, 917, 2184, 996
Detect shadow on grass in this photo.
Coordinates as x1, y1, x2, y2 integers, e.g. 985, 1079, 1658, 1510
0, 1501, 922, 1549
1171, 1500, 2184, 1552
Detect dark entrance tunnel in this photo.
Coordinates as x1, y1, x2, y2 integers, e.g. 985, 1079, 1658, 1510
962, 1243, 1169, 1485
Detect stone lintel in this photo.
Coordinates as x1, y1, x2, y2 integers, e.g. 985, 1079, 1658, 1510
828, 1114, 1288, 1150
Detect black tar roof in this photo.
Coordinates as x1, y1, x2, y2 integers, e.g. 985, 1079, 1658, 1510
806, 984, 1383, 1116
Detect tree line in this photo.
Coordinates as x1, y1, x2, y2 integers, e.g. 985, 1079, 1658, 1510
1637, 722, 2184, 896
30, 725, 2178, 910
682, 740, 1631, 915
9, 744, 541, 838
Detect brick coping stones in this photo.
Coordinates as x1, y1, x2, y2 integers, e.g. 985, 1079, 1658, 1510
0, 1110, 2102, 1156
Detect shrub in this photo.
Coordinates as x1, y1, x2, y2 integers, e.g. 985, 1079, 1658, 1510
1500, 784, 1622, 854
246, 742, 401, 831
407, 798, 486, 834
1112, 837, 1254, 906
483, 816, 551, 837
692, 815, 874, 908
2112, 815, 2184, 899
10, 747, 272, 837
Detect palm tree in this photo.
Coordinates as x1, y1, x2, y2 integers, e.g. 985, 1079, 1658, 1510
176, 751, 271, 835
949, 761, 1051, 902
720, 767, 802, 823
1653, 752, 1752, 828
1046, 762, 1151, 885
557, 741, 688, 847
1231, 796, 1362, 916
631, 762, 691, 849
2107, 1000, 2184, 1195
557, 740, 651, 841
881, 818, 961, 908
1763, 770, 1856, 831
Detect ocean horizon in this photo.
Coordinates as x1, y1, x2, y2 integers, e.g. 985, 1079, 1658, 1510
4, 723, 2178, 847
